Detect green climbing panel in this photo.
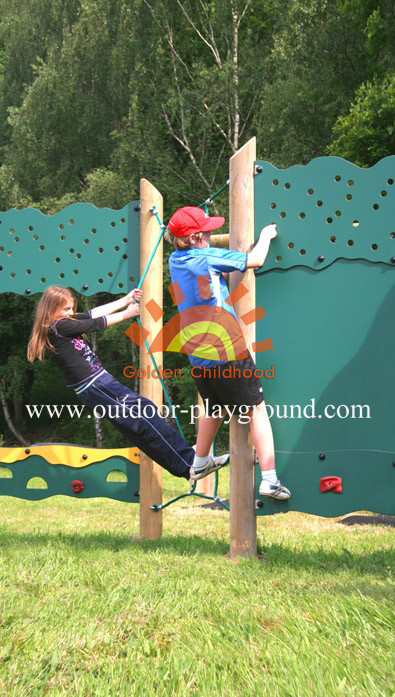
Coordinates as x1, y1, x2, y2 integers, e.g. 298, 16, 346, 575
0, 455, 139, 503
254, 156, 395, 517
0, 201, 140, 295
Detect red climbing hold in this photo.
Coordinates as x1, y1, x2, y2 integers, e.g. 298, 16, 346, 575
319, 476, 342, 494
71, 480, 84, 494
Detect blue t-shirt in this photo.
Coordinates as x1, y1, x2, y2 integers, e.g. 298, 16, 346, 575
169, 247, 247, 367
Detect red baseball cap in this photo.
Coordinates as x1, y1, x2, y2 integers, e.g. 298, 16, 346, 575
168, 206, 225, 238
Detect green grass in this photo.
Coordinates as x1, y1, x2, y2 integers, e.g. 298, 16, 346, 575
0, 471, 394, 697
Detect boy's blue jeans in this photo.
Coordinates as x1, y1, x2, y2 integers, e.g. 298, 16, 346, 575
75, 371, 192, 480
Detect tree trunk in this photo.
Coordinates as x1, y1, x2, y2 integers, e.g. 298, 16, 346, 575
0, 384, 30, 445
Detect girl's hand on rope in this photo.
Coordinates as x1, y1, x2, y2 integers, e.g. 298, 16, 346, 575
123, 302, 141, 319
125, 288, 143, 305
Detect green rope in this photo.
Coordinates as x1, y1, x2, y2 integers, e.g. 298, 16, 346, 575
198, 179, 229, 213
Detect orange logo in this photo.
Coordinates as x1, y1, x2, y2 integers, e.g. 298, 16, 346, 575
125, 276, 273, 359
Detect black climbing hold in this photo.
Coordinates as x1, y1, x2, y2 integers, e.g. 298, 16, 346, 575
318, 256, 324, 262
134, 491, 140, 497
392, 461, 395, 468
25, 448, 30, 454
82, 454, 88, 460
83, 284, 88, 290
319, 453, 326, 461
256, 500, 264, 508
25, 289, 31, 295
134, 204, 141, 212
255, 166, 263, 175
391, 257, 395, 264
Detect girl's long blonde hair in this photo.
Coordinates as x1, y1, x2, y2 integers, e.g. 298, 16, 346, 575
27, 286, 77, 362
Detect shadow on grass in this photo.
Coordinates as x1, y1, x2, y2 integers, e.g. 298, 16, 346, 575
0, 530, 392, 576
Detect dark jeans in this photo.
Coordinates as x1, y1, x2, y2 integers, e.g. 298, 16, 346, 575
76, 371, 192, 480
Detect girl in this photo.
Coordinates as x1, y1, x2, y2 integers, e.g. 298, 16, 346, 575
27, 286, 228, 480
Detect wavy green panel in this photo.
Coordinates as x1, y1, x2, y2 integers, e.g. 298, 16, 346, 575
0, 455, 140, 502
254, 156, 395, 270
0, 202, 140, 296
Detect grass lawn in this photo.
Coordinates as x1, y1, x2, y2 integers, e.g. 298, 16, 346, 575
0, 470, 394, 697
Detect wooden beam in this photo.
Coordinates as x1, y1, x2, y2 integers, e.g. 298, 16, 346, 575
229, 138, 257, 558
139, 179, 163, 539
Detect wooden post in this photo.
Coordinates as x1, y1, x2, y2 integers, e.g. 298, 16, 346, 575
229, 138, 257, 558
139, 178, 163, 539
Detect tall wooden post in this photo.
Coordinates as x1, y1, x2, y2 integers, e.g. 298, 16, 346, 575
139, 179, 163, 539
229, 138, 257, 558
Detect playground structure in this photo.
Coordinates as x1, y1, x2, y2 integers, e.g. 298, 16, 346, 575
0, 138, 394, 558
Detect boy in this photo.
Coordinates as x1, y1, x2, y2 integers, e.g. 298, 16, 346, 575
165, 206, 291, 500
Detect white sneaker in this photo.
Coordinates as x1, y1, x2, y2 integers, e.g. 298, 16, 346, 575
190, 454, 229, 480
259, 479, 291, 500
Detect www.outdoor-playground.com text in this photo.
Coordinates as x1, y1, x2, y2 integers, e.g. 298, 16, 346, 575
25, 400, 371, 425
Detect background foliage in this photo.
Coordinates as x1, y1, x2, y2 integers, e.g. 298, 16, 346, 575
0, 0, 394, 446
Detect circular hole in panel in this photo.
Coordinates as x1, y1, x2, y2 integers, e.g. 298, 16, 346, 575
316, 200, 323, 207
73, 269, 79, 275
279, 212, 286, 219
76, 254, 81, 259
299, 249, 306, 256
347, 240, 354, 246
129, 276, 134, 282
347, 180, 354, 186
98, 248, 103, 253
60, 235, 65, 241
288, 242, 295, 249
26, 269, 31, 274
110, 221, 116, 227
84, 239, 89, 244
118, 283, 124, 288
299, 212, 305, 219
307, 188, 314, 195
335, 210, 342, 217
55, 257, 60, 263
39, 245, 45, 251
371, 244, 378, 250
272, 179, 279, 186
0, 466, 12, 479
59, 224, 64, 230
122, 254, 128, 260
390, 232, 395, 239
114, 246, 120, 251
40, 277, 46, 283
0, 267, 3, 271
381, 190, 387, 197
284, 183, 291, 189
10, 272, 15, 278
69, 219, 74, 225
28, 225, 34, 231
120, 218, 126, 223
330, 236, 336, 243
352, 220, 359, 228
60, 273, 65, 278
106, 470, 127, 483
91, 228, 97, 234
122, 237, 127, 244
98, 278, 103, 284
33, 235, 38, 240
275, 256, 282, 262
372, 203, 379, 210
0, 246, 3, 252
14, 237, 19, 242
69, 248, 74, 253
7, 251, 13, 256
335, 175, 341, 182
107, 272, 113, 278
388, 179, 393, 185
270, 203, 276, 209
346, 194, 352, 201
327, 217, 333, 224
